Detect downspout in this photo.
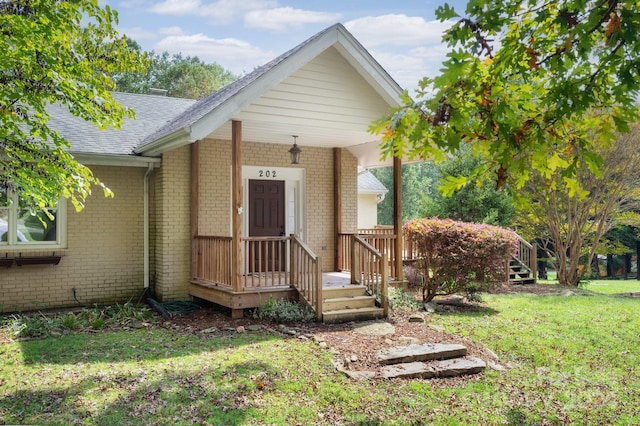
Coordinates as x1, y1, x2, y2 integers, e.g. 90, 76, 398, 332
143, 162, 155, 289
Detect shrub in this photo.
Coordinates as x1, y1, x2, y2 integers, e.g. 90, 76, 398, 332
388, 287, 422, 312
252, 297, 316, 323
404, 218, 519, 303
0, 303, 154, 339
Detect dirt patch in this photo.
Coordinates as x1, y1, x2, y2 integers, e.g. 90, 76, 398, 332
165, 304, 501, 378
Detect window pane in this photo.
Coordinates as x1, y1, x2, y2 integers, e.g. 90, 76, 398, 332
17, 208, 57, 242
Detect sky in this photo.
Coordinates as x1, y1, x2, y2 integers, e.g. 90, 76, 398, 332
110, 0, 468, 94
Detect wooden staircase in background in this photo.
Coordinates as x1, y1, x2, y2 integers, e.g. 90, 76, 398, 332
509, 258, 536, 285
509, 236, 537, 285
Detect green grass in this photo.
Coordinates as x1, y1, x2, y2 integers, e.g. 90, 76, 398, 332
1, 286, 639, 425
539, 270, 640, 294
581, 279, 640, 294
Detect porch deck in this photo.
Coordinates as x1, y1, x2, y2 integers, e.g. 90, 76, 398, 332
191, 271, 358, 316
190, 233, 393, 321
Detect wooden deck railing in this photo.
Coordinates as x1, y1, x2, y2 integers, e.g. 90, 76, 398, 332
195, 235, 323, 317
194, 235, 291, 290
351, 235, 389, 316
242, 236, 290, 289
195, 236, 233, 288
290, 235, 322, 320
339, 231, 401, 279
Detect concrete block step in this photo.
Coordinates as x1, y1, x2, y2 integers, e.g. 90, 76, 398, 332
322, 306, 385, 324
323, 295, 376, 312
377, 343, 468, 365
322, 285, 368, 299
380, 357, 486, 379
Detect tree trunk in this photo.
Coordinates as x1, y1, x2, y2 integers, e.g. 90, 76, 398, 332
607, 254, 615, 279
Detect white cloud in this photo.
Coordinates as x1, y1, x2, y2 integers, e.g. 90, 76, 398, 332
150, 0, 278, 22
153, 34, 274, 74
343, 14, 455, 94
158, 26, 184, 36
119, 26, 158, 41
244, 7, 341, 32
345, 14, 452, 47
150, 0, 201, 15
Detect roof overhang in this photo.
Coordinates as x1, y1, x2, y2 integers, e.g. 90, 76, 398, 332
134, 24, 405, 164
73, 152, 161, 168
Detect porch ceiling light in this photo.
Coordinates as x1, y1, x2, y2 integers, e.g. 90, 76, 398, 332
289, 135, 302, 164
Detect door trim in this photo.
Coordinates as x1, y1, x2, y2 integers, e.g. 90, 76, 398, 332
242, 166, 306, 241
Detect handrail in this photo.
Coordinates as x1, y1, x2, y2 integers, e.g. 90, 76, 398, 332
339, 232, 399, 279
351, 235, 389, 316
290, 234, 322, 320
516, 236, 537, 280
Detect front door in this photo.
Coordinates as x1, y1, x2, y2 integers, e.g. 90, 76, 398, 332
248, 179, 285, 272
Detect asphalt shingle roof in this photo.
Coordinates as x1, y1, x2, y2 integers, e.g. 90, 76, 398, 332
358, 170, 388, 193
136, 23, 339, 151
45, 92, 195, 156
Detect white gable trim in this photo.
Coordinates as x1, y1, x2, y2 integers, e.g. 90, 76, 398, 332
136, 24, 404, 157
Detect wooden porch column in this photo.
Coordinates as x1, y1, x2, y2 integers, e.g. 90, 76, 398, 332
231, 120, 243, 318
191, 141, 200, 280
393, 156, 403, 281
334, 148, 342, 270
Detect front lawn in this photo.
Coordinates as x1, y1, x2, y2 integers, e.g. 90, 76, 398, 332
1, 284, 638, 425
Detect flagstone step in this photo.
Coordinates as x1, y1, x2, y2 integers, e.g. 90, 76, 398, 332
377, 343, 468, 365
380, 357, 486, 379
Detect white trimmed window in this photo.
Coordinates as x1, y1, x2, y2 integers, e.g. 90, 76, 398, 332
0, 188, 66, 249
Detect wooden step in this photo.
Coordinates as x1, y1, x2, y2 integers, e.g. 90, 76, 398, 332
322, 285, 368, 299
511, 277, 536, 285
322, 307, 385, 324
322, 295, 376, 311
380, 357, 486, 379
377, 343, 467, 365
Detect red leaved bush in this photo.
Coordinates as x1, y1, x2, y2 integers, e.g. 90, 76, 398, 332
404, 218, 519, 303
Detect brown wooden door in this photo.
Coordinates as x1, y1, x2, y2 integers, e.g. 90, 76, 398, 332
248, 179, 285, 272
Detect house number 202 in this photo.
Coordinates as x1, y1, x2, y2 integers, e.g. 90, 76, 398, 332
258, 170, 277, 178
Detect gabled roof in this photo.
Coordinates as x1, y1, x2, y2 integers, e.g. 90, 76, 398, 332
135, 23, 404, 158
358, 170, 388, 194
46, 92, 195, 157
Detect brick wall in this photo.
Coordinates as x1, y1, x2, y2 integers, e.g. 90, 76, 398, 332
0, 140, 358, 313
0, 166, 146, 313
341, 149, 358, 233
153, 145, 191, 302
198, 140, 231, 236
196, 138, 358, 272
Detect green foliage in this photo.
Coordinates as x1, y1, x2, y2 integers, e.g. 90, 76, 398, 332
112, 44, 238, 100
0, 303, 154, 338
371, 162, 438, 225
252, 297, 315, 323
388, 286, 422, 312
372, 0, 640, 196
1, 288, 639, 424
405, 217, 519, 302
0, 0, 147, 212
514, 127, 640, 285
423, 147, 515, 226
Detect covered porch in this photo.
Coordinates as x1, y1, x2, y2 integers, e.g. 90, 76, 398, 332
189, 225, 401, 321
139, 25, 412, 321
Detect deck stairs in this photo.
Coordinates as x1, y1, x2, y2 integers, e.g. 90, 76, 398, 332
321, 285, 385, 324
509, 257, 536, 285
